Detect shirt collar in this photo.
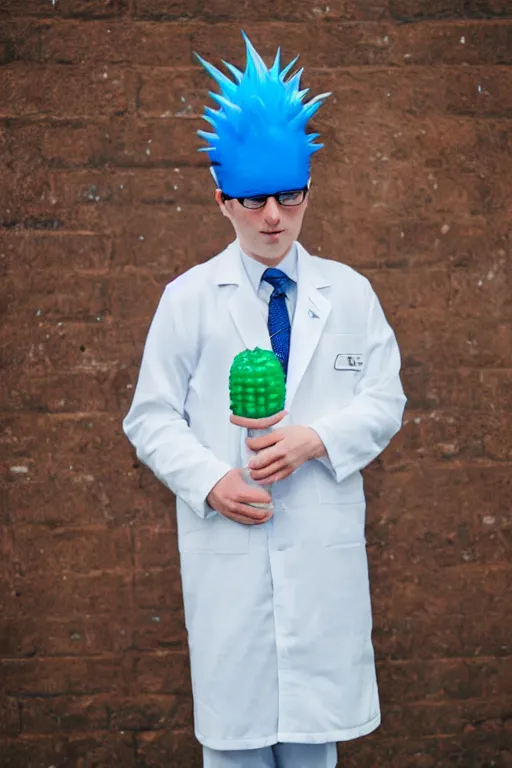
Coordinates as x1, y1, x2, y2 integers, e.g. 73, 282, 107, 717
239, 241, 298, 294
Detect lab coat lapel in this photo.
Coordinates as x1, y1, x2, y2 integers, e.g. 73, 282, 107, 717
285, 243, 332, 411
215, 241, 271, 352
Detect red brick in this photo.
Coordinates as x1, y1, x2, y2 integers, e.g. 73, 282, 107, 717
371, 559, 512, 622
390, 0, 512, 22
0, 613, 132, 658
13, 571, 133, 616
0, 41, 12, 65
135, 528, 180, 569
378, 657, 512, 705
1, 232, 112, 272
0, 318, 145, 384
21, 695, 108, 733
365, 267, 450, 314
401, 366, 512, 413
14, 525, 132, 575
1, 0, 129, 18
136, 727, 201, 767
0, 696, 19, 736
318, 65, 512, 118
0, 525, 14, 560
382, 697, 512, 738
132, 650, 191, 695
394, 311, 512, 369
114, 117, 200, 166
4, 269, 110, 321
42, 119, 116, 167
0, 123, 49, 223
367, 465, 512, 529
29, 20, 445, 69
450, 261, 512, 320
3, 656, 126, 697
41, 116, 209, 168
48, 167, 214, 209
316, 113, 512, 191
111, 206, 230, 270
5, 471, 172, 528
304, 214, 490, 271
134, 566, 183, 610
49, 168, 136, 207
386, 407, 512, 466
0, 168, 50, 226
0, 63, 130, 119
445, 66, 512, 118
1, 21, 41, 63
0, 733, 137, 768
132, 608, 187, 651
133, 0, 389, 21
2, 370, 118, 413
373, 610, 512, 662
397, 21, 512, 66
1, 411, 171, 524
367, 458, 512, 568
339, 732, 512, 767
1, 414, 134, 478
108, 693, 192, 731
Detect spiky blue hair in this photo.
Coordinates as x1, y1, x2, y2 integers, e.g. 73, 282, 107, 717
196, 32, 331, 198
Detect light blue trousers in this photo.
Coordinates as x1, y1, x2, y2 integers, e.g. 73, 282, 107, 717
203, 742, 337, 767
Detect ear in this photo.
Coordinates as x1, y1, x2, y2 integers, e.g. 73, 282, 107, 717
215, 188, 229, 218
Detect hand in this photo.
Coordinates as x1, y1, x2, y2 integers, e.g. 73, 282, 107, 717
246, 426, 326, 485
207, 468, 273, 526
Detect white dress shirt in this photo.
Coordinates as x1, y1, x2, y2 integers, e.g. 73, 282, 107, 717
239, 241, 298, 322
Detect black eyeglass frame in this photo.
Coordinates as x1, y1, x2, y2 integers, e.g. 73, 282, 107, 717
221, 184, 309, 209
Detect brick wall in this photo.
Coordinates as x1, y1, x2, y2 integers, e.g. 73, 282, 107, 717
1, 1, 511, 766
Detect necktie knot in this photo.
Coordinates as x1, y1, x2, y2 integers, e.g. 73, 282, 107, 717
262, 268, 289, 297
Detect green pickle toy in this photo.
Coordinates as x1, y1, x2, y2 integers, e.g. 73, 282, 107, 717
230, 348, 286, 419
229, 348, 286, 510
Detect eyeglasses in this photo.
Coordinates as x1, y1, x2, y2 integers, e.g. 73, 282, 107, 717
221, 185, 309, 210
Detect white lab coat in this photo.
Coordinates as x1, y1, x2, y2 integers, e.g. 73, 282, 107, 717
123, 240, 406, 750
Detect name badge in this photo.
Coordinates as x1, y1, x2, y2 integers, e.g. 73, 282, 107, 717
334, 353, 363, 371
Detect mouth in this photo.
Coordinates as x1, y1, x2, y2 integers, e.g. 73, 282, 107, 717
261, 229, 284, 236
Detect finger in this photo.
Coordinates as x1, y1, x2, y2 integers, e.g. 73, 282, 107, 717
230, 508, 273, 525
230, 410, 287, 430
248, 447, 281, 470
228, 512, 267, 526
250, 459, 286, 481
232, 501, 272, 520
246, 431, 283, 451
257, 468, 292, 485
237, 484, 272, 504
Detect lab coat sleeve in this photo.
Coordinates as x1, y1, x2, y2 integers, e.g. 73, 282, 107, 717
309, 283, 406, 483
122, 282, 232, 519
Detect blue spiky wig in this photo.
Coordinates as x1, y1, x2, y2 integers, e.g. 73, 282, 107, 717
196, 32, 330, 198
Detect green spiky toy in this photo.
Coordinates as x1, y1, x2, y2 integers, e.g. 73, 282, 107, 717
229, 348, 286, 419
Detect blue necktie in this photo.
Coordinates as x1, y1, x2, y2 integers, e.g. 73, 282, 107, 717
262, 268, 291, 377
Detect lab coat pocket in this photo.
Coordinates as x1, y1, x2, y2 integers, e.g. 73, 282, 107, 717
178, 511, 250, 554
319, 501, 367, 548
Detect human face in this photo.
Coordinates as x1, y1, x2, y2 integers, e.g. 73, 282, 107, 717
215, 187, 309, 266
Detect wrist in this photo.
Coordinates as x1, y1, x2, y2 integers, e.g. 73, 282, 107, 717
306, 427, 327, 460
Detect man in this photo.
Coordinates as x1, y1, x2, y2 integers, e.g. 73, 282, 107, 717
123, 33, 406, 768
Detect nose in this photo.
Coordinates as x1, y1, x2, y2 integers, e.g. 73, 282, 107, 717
263, 196, 281, 225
